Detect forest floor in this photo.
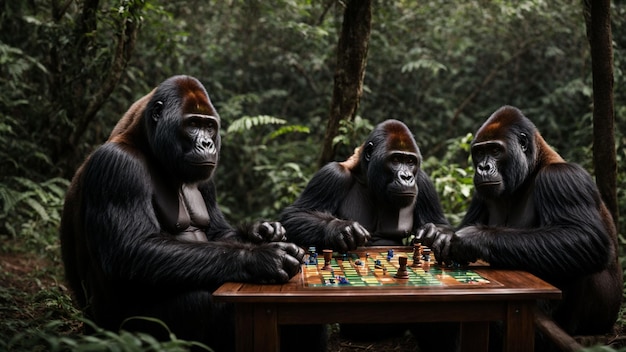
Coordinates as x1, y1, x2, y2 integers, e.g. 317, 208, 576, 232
1, 249, 625, 351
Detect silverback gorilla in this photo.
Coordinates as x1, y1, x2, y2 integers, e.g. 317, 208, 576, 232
280, 119, 457, 352
60, 75, 319, 351
418, 106, 622, 345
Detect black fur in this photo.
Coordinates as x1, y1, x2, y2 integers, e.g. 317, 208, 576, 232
281, 119, 449, 250
280, 119, 455, 352
60, 76, 315, 351
421, 106, 622, 339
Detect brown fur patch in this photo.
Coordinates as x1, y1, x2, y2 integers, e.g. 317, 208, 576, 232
108, 88, 156, 142
339, 146, 362, 170
535, 131, 565, 165
179, 78, 214, 116
385, 122, 417, 152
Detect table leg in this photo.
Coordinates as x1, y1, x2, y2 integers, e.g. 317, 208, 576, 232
253, 304, 279, 352
460, 321, 489, 352
235, 304, 254, 352
504, 301, 535, 352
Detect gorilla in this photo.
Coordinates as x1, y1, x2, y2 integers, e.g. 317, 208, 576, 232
280, 119, 456, 352
281, 119, 449, 250
59, 75, 324, 351
418, 105, 622, 348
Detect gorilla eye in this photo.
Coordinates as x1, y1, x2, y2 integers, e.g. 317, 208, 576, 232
519, 133, 529, 152
152, 101, 164, 122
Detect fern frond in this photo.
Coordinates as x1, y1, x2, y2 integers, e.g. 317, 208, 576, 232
266, 125, 310, 141
227, 115, 287, 133
23, 197, 50, 222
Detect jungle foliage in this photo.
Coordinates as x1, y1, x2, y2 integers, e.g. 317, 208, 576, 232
1, 0, 626, 350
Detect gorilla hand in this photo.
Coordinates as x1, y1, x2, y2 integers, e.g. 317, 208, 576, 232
246, 242, 305, 284
448, 226, 490, 266
415, 223, 454, 265
326, 220, 370, 252
246, 221, 287, 243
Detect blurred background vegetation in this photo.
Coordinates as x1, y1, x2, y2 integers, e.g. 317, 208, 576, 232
1, 0, 626, 350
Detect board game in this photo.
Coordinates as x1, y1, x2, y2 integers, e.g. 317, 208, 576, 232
302, 245, 495, 288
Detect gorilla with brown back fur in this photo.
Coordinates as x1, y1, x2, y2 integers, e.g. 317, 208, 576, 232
418, 106, 622, 347
60, 75, 320, 351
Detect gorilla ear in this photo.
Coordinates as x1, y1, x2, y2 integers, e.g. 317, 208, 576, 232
364, 142, 374, 162
519, 132, 529, 152
152, 101, 164, 122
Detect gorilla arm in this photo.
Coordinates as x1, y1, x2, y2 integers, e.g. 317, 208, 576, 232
81, 144, 304, 291
280, 162, 371, 252
439, 163, 613, 282
198, 181, 287, 243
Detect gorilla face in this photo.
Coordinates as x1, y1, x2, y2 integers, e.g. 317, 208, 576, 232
146, 75, 221, 184
180, 112, 220, 177
383, 150, 418, 206
471, 140, 507, 198
363, 120, 420, 209
471, 106, 535, 199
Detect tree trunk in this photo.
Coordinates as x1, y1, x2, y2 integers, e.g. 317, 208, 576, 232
583, 0, 618, 229
318, 0, 372, 167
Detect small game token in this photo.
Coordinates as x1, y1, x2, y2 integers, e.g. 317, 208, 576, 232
322, 249, 333, 270
394, 256, 410, 279
411, 243, 422, 268
374, 259, 382, 269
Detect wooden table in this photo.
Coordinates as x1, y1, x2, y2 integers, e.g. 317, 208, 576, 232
213, 247, 561, 352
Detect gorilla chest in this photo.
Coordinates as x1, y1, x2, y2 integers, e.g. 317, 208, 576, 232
486, 192, 536, 227
153, 184, 210, 241
338, 184, 415, 242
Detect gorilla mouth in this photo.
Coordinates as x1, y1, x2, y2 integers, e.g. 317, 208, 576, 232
190, 161, 216, 167
391, 191, 417, 197
476, 181, 502, 187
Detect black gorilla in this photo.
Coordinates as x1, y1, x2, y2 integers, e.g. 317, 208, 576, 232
60, 75, 316, 351
280, 119, 456, 352
418, 106, 622, 344
281, 119, 449, 250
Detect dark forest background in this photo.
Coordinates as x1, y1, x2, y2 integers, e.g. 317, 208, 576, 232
1, 0, 626, 350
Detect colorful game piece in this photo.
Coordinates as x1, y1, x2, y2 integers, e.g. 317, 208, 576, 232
411, 243, 422, 268
422, 247, 431, 262
374, 259, 382, 269
322, 249, 333, 270
394, 256, 409, 279
422, 248, 431, 272
337, 276, 350, 284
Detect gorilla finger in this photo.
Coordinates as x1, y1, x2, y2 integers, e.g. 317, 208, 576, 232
352, 222, 371, 245
260, 222, 284, 242
342, 226, 358, 250
283, 254, 303, 277
332, 232, 349, 253
274, 242, 304, 260
415, 223, 438, 246
268, 221, 286, 240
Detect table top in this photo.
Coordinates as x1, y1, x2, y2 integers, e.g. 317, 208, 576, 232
213, 246, 561, 304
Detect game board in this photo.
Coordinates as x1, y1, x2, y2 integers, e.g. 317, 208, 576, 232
302, 246, 493, 288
